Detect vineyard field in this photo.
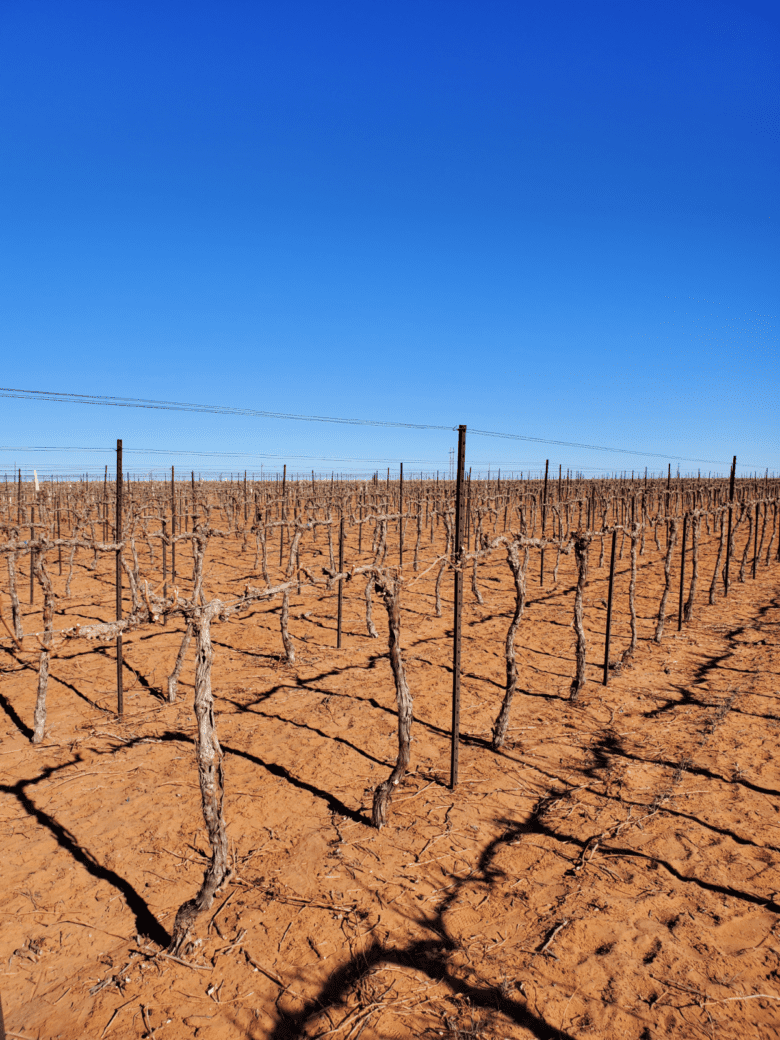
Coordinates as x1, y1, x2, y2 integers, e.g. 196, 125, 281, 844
1, 474, 779, 1039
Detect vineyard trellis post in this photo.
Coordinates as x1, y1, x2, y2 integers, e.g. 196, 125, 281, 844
116, 439, 124, 715
450, 424, 466, 790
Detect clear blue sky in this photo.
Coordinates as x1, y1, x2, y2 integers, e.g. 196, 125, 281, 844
1, 0, 777, 478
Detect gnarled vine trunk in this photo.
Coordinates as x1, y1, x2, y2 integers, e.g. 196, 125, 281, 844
169, 601, 230, 954
709, 511, 727, 605
371, 572, 413, 829
491, 540, 528, 749
32, 551, 55, 743
167, 624, 193, 702
570, 534, 590, 700
683, 515, 700, 622
6, 550, 23, 641
654, 518, 678, 643
738, 504, 754, 583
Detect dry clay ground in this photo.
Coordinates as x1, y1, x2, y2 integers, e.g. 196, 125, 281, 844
1, 519, 780, 1040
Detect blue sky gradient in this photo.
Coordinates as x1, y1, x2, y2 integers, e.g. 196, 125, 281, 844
1, 0, 777, 477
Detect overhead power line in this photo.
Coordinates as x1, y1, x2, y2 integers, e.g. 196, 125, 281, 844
0, 386, 725, 464
0, 445, 456, 465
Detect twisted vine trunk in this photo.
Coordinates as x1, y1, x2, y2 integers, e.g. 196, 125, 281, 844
765, 502, 777, 565
756, 502, 768, 567
371, 572, 413, 829
32, 552, 55, 744
6, 551, 23, 640
653, 518, 661, 552
738, 504, 754, 583
167, 528, 209, 701
167, 624, 193, 702
364, 518, 387, 638
491, 540, 528, 749
252, 509, 262, 572
413, 508, 421, 572
552, 546, 562, 583
471, 516, 484, 604
260, 518, 269, 584
471, 555, 483, 604
364, 575, 378, 638
570, 534, 590, 700
122, 538, 144, 613
624, 522, 639, 659
88, 520, 99, 571
280, 589, 294, 662
708, 511, 726, 605
327, 515, 335, 571
724, 506, 745, 592
434, 514, 452, 617
654, 518, 678, 643
143, 518, 156, 567
280, 525, 305, 664
552, 509, 564, 582
64, 521, 82, 597
169, 602, 229, 954
683, 515, 700, 622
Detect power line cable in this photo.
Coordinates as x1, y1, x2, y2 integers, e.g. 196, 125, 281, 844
0, 445, 457, 465
0, 386, 725, 464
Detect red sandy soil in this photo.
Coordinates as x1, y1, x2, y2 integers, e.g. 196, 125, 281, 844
1, 519, 779, 1039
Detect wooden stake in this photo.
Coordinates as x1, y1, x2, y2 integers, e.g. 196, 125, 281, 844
116, 440, 124, 715
450, 424, 466, 790
602, 528, 617, 685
